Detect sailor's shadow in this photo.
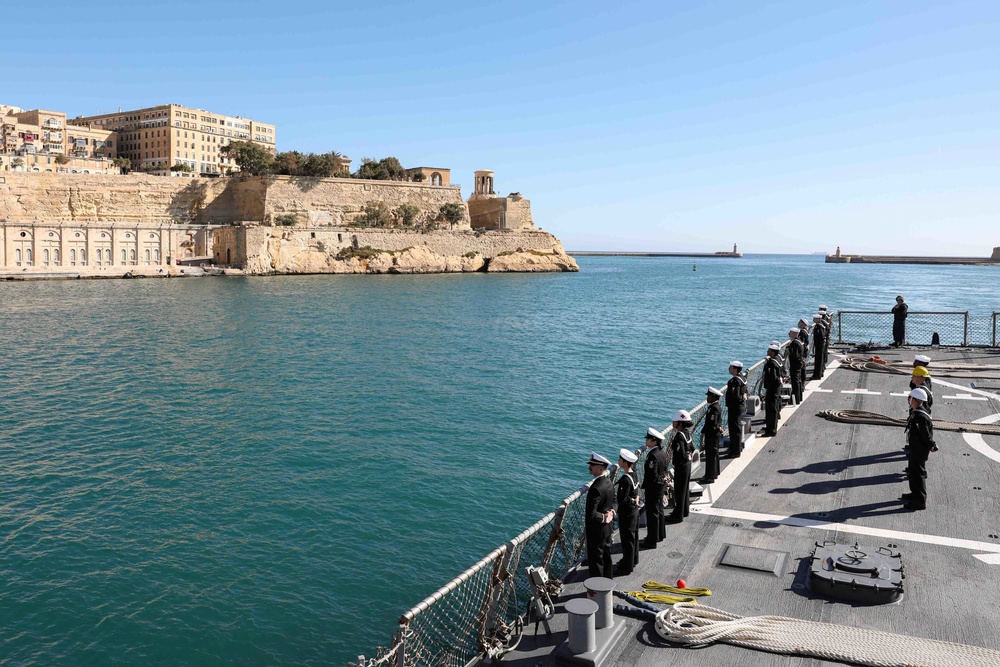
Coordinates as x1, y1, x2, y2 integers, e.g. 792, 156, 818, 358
770, 473, 903, 495
759, 499, 909, 525
778, 450, 907, 475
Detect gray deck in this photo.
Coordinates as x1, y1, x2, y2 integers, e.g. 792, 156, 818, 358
498, 346, 1000, 667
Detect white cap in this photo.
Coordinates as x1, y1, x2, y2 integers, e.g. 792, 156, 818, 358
819, 305, 828, 312
915, 354, 931, 364
909, 388, 928, 402
789, 327, 799, 335
798, 318, 808, 326
707, 386, 723, 397
768, 343, 781, 351
813, 313, 823, 320
619, 448, 638, 463
588, 452, 611, 466
673, 409, 692, 423
730, 360, 743, 369
646, 427, 665, 441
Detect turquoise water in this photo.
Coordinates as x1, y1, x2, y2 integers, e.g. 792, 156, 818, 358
1, 255, 998, 666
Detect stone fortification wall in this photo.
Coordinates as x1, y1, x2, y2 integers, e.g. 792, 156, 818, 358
216, 226, 577, 274
467, 195, 534, 231
0, 172, 258, 223
260, 176, 469, 228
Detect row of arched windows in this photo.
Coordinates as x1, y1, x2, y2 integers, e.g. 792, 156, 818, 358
13, 247, 161, 266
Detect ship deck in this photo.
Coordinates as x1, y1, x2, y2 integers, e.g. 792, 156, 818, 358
497, 345, 1000, 667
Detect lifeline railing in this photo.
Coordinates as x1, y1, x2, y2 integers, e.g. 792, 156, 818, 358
835, 310, 1000, 347
348, 322, 818, 667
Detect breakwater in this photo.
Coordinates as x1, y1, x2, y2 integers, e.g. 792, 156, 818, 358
569, 250, 742, 258
826, 246, 1000, 265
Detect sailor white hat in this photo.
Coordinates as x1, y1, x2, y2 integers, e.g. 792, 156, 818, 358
588, 452, 611, 466
673, 409, 693, 423
915, 354, 931, 364
813, 313, 823, 320
646, 427, 665, 441
730, 360, 743, 369
798, 318, 809, 326
707, 386, 723, 397
768, 343, 781, 351
909, 387, 928, 402
789, 327, 799, 335
819, 305, 828, 312
619, 448, 638, 463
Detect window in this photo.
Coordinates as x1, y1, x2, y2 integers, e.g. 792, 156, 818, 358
26, 249, 32, 263
105, 249, 111, 262
70, 249, 77, 262
154, 249, 160, 261
81, 250, 86, 264
54, 249, 60, 263
145, 249, 150, 262
44, 249, 49, 263
15, 249, 21, 263
129, 249, 136, 263
121, 249, 126, 263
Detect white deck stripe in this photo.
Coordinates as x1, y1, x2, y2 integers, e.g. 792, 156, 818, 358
841, 389, 881, 395
974, 553, 1000, 564
943, 393, 989, 401
934, 377, 1000, 402
962, 413, 1000, 463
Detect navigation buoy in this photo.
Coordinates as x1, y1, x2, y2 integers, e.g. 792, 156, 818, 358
692, 263, 697, 272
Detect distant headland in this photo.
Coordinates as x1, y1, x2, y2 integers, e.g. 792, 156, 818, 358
825, 246, 1000, 265
570, 244, 743, 258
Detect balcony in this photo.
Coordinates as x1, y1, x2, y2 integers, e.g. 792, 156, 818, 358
42, 120, 63, 129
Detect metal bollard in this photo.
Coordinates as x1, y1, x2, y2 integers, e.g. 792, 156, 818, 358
584, 576, 614, 629
564, 598, 598, 654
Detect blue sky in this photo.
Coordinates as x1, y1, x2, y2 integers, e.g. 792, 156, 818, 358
5, 0, 1000, 254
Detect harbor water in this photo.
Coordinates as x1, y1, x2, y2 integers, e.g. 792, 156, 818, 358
1, 255, 998, 666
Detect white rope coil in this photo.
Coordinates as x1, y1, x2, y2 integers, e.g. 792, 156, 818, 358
656, 602, 1000, 667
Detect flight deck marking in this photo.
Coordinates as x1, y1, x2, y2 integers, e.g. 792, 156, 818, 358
974, 553, 1000, 564
811, 388, 833, 393
962, 413, 1000, 464
943, 393, 988, 401
841, 389, 881, 395
934, 378, 1000, 402
890, 392, 909, 397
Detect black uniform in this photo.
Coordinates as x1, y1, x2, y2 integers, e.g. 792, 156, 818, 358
614, 469, 640, 575
908, 380, 934, 414
822, 315, 832, 365
892, 302, 908, 347
641, 443, 667, 546
667, 427, 695, 522
811, 322, 827, 379
904, 407, 936, 509
763, 354, 783, 436
725, 374, 747, 457
798, 327, 810, 389
585, 473, 615, 577
787, 338, 805, 404
702, 401, 722, 483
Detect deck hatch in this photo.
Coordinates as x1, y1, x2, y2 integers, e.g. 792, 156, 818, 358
717, 544, 788, 576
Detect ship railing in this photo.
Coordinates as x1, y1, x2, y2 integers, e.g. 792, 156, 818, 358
350, 321, 825, 667
834, 310, 999, 347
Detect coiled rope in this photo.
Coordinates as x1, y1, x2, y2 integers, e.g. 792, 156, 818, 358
840, 356, 1000, 380
623, 580, 713, 606
656, 602, 1000, 667
818, 409, 1000, 435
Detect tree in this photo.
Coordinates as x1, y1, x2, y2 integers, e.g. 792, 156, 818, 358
219, 140, 275, 176
12, 157, 24, 169
353, 201, 392, 227
55, 154, 71, 165
438, 203, 465, 227
394, 204, 420, 228
274, 151, 304, 175
356, 156, 406, 181
170, 163, 193, 172
112, 157, 131, 174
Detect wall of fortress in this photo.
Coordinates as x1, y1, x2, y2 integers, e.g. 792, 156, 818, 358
0, 172, 467, 227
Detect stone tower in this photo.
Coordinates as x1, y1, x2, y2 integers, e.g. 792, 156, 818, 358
470, 170, 495, 202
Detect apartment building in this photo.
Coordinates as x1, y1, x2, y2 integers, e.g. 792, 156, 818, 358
1, 105, 118, 174
71, 104, 276, 176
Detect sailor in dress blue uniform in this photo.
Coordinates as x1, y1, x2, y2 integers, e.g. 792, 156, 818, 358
614, 448, 640, 576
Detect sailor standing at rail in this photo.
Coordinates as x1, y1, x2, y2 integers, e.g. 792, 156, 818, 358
613, 448, 640, 576
786, 327, 805, 404
797, 318, 811, 388
762, 343, 784, 437
725, 361, 747, 458
891, 296, 908, 347
666, 410, 695, 523
900, 388, 937, 511
700, 387, 723, 484
819, 305, 832, 365
584, 452, 615, 578
640, 428, 668, 548
811, 314, 827, 380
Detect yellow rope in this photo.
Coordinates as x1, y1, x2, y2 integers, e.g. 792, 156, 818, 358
643, 580, 713, 597
625, 590, 699, 604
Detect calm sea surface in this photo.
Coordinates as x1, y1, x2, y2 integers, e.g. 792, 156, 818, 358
2, 255, 998, 665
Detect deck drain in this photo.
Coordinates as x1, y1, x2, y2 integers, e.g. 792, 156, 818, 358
666, 551, 683, 559
989, 534, 999, 539
974, 486, 983, 490
731, 522, 742, 527
964, 453, 971, 456
750, 483, 760, 487
767, 449, 776, 453
886, 543, 898, 548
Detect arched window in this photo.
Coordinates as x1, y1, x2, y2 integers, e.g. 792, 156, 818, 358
15, 249, 21, 263
145, 249, 151, 262
121, 249, 127, 263
154, 249, 160, 262
105, 249, 111, 262
80, 250, 86, 264
70, 249, 77, 262
26, 249, 32, 263
43, 249, 50, 263
129, 249, 136, 262
53, 249, 60, 263
431, 172, 442, 186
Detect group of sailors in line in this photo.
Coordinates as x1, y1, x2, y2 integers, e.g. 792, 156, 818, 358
903, 354, 936, 511
583, 305, 837, 578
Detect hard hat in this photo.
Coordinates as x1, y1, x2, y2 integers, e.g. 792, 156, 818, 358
912, 366, 931, 378
909, 388, 928, 402
673, 409, 692, 423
